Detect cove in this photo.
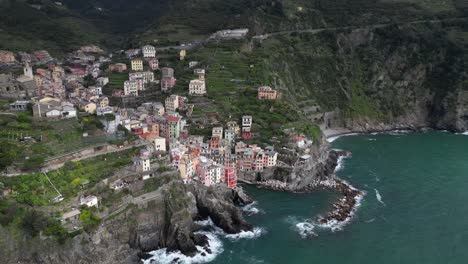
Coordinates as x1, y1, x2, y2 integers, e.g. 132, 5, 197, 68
211, 131, 468, 264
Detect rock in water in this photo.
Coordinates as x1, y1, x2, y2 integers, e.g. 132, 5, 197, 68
187, 183, 253, 234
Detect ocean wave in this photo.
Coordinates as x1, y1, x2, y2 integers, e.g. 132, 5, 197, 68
225, 227, 266, 241
456, 131, 468, 135
242, 201, 264, 215
326, 133, 359, 143
196, 217, 266, 240
334, 156, 345, 172
143, 232, 223, 264
295, 222, 318, 238
374, 189, 386, 206
285, 216, 318, 238
195, 218, 216, 227
316, 189, 365, 232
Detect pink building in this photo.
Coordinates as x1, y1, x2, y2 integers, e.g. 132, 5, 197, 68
147, 58, 159, 71
225, 167, 237, 189
108, 63, 127, 73
257, 86, 278, 100
0, 50, 15, 63
161, 77, 176, 91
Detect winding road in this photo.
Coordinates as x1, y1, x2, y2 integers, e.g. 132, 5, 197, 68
252, 17, 468, 40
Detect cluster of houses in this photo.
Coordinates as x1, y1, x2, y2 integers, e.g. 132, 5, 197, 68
123, 109, 278, 189
2, 46, 112, 118
2, 42, 282, 192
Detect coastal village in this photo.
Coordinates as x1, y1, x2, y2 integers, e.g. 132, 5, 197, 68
0, 30, 320, 232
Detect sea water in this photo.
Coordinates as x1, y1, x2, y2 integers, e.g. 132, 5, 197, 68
149, 131, 468, 264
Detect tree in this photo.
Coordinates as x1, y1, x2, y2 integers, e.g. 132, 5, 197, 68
0, 141, 19, 171
21, 210, 49, 237
23, 154, 45, 171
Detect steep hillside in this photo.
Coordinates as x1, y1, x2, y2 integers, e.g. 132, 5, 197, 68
0, 0, 107, 55
135, 0, 467, 45
249, 20, 468, 131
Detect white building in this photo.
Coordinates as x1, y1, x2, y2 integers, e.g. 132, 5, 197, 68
265, 150, 278, 167
189, 79, 206, 95
129, 71, 155, 83
124, 80, 139, 96
45, 109, 61, 118
165, 95, 180, 112
207, 165, 223, 185
189, 61, 199, 68
62, 105, 77, 118
80, 195, 99, 208
224, 129, 236, 143
242, 116, 252, 128
134, 155, 151, 172
142, 45, 156, 58
153, 137, 167, 152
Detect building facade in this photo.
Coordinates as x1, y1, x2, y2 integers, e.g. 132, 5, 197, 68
189, 79, 206, 95
131, 59, 144, 71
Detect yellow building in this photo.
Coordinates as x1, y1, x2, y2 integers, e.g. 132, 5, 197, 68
179, 50, 186, 61
79, 101, 97, 114
131, 58, 144, 71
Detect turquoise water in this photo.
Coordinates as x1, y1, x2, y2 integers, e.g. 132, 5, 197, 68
212, 132, 468, 264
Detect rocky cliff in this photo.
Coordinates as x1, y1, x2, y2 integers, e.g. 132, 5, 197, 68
0, 180, 252, 264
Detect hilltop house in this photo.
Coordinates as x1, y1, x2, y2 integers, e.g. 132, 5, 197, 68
179, 50, 186, 61
142, 45, 156, 58
80, 195, 99, 208
257, 86, 278, 100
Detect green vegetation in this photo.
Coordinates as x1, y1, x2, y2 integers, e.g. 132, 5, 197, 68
0, 200, 69, 242
79, 208, 100, 232
0, 110, 131, 172
0, 148, 138, 206
103, 72, 128, 95
0, 0, 106, 55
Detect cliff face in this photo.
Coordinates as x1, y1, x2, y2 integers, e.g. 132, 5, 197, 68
0, 180, 252, 264
252, 20, 468, 133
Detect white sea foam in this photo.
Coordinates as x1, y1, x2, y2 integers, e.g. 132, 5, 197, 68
196, 217, 266, 240
242, 201, 263, 215
365, 218, 375, 223
225, 227, 266, 241
457, 131, 468, 135
334, 156, 345, 172
146, 216, 267, 263
375, 189, 386, 206
316, 190, 365, 232
295, 222, 318, 238
143, 232, 223, 264
195, 218, 215, 227
326, 133, 359, 143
